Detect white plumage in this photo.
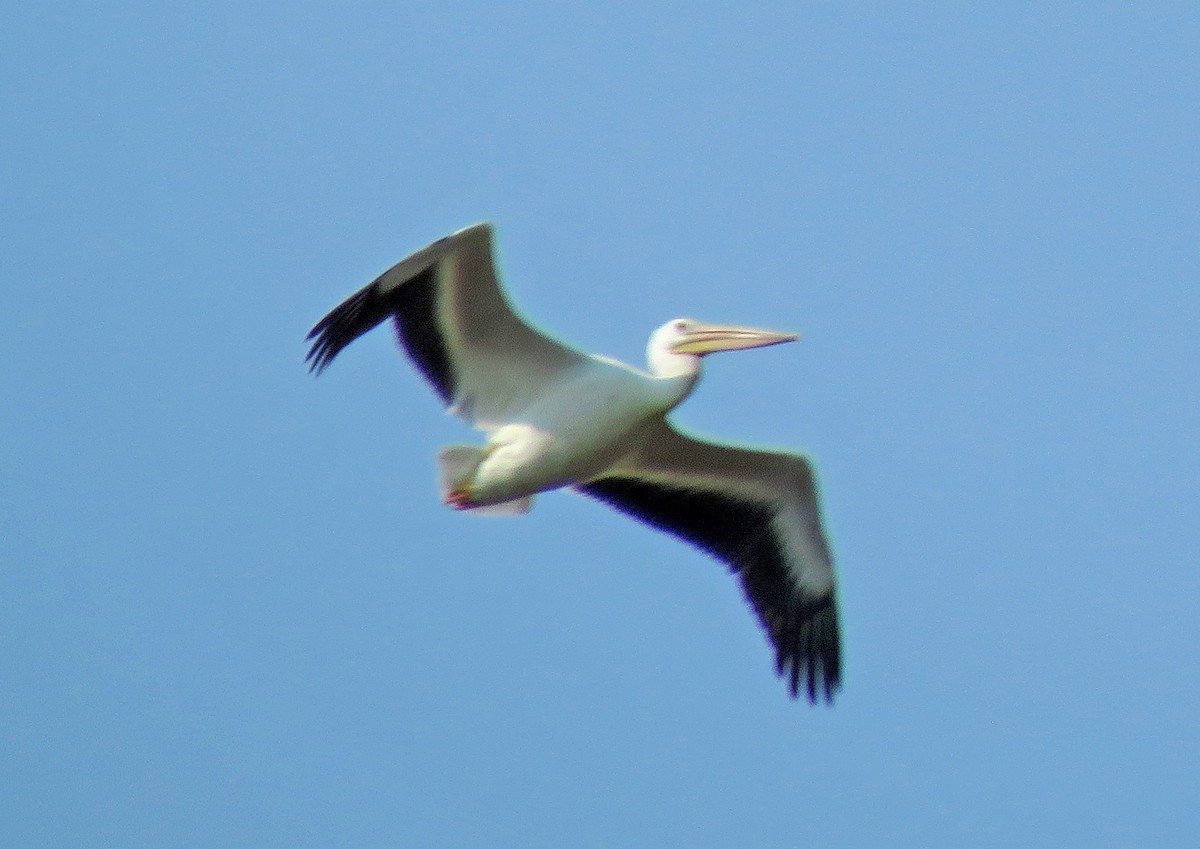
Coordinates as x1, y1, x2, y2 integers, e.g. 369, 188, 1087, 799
307, 223, 841, 702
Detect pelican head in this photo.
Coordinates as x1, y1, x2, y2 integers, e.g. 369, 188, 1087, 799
648, 317, 799, 378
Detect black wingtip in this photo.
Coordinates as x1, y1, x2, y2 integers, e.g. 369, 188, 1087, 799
304, 286, 381, 376
305, 320, 337, 375
305, 329, 326, 375
579, 476, 842, 706
779, 601, 841, 704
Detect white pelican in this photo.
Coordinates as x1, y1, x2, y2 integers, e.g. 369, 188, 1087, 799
307, 223, 841, 703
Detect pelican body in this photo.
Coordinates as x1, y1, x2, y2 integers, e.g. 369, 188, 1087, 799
307, 223, 841, 702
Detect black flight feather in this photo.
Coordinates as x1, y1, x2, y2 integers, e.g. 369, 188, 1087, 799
579, 476, 841, 703
306, 264, 456, 404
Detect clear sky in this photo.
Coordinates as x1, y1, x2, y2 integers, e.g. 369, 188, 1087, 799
3, 3, 1198, 847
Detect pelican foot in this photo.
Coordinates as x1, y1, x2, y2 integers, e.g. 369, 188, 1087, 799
444, 487, 476, 510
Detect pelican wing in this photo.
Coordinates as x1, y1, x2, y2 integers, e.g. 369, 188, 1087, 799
578, 420, 840, 703
306, 223, 585, 427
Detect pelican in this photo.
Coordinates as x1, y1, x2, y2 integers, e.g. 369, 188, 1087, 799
306, 223, 840, 702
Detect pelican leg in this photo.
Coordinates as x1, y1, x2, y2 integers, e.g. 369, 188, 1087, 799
436, 443, 535, 515
438, 443, 495, 509
444, 486, 477, 510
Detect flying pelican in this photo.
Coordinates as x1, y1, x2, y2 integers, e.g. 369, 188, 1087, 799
306, 223, 840, 702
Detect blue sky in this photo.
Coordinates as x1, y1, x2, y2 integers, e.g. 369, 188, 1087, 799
3, 3, 1198, 846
